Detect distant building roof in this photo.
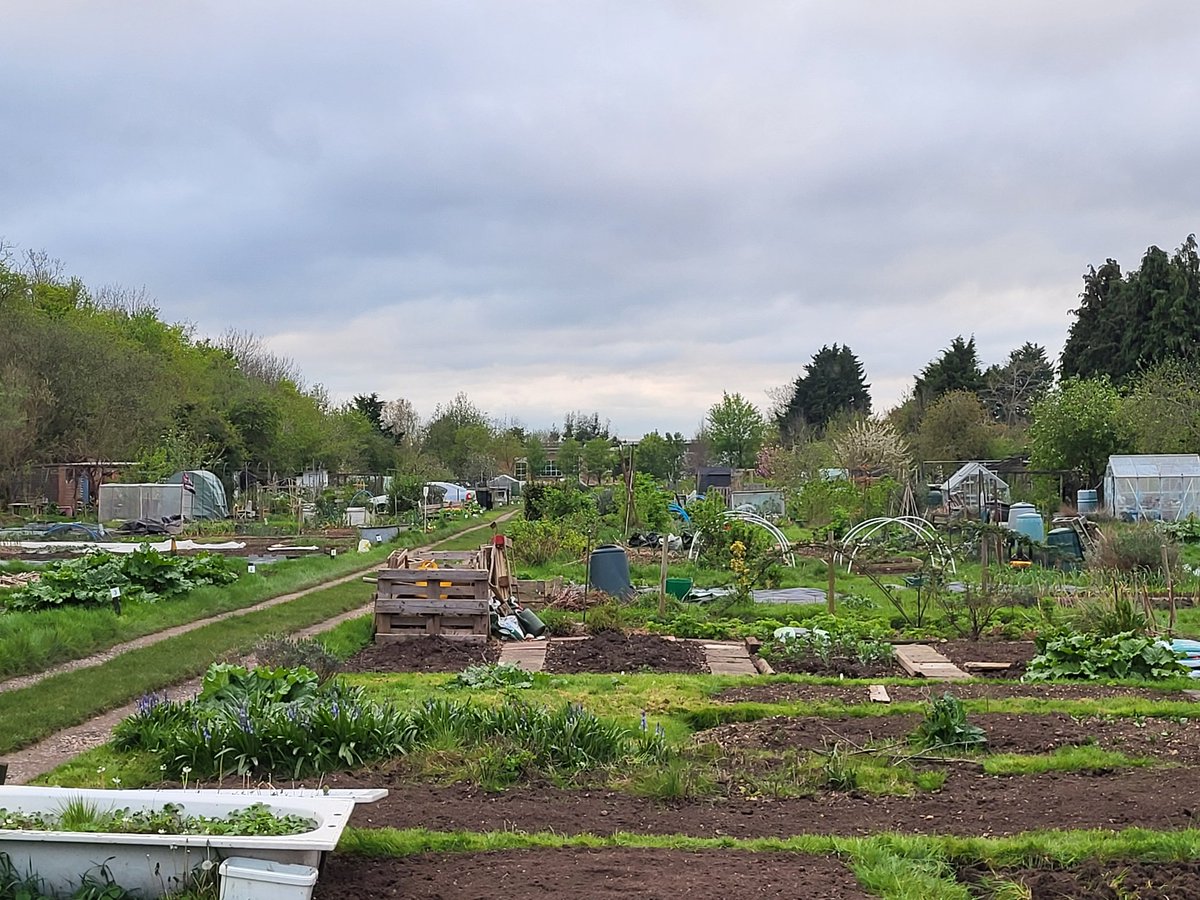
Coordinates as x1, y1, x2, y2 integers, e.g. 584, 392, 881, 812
1106, 454, 1200, 478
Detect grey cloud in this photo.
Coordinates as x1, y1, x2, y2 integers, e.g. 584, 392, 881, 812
4, 2, 1200, 433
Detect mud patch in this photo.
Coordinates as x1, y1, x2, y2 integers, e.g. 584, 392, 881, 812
961, 859, 1200, 899
716, 681, 1189, 705
342, 636, 499, 673
313, 848, 872, 899
544, 632, 707, 674
695, 712, 1200, 762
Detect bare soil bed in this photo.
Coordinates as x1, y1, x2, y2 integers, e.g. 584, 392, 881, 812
320, 770, 1200, 837
960, 859, 1200, 899
761, 652, 903, 679
716, 681, 1190, 705
313, 848, 871, 899
544, 632, 707, 674
695, 712, 1200, 762
342, 636, 499, 673
937, 639, 1038, 678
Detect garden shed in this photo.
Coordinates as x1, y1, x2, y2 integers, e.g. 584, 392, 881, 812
939, 462, 1010, 516
1103, 454, 1200, 522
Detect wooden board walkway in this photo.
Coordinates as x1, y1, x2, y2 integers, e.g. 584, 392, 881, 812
894, 644, 971, 680
496, 637, 760, 676
497, 641, 549, 672
696, 640, 759, 676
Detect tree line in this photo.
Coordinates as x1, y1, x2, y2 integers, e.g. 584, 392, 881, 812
3, 233, 1199, 502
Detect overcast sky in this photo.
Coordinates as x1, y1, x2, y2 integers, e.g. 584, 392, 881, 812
4, 2, 1200, 437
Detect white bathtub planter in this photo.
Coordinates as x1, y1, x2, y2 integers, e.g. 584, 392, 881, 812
0, 785, 385, 898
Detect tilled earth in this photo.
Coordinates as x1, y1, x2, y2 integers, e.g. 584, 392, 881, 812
313, 848, 872, 899
320, 769, 1200, 837
716, 681, 1192, 705
342, 636, 499, 673
695, 712, 1200, 763
936, 639, 1038, 678
960, 859, 1200, 899
544, 631, 708, 674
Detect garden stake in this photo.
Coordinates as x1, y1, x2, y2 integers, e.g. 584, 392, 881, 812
658, 536, 669, 617
826, 531, 836, 615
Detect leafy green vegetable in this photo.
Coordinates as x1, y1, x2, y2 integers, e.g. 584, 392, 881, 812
910, 692, 987, 751
4, 547, 237, 612
1024, 631, 1188, 681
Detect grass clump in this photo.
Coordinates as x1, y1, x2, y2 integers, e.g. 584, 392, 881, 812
982, 745, 1149, 776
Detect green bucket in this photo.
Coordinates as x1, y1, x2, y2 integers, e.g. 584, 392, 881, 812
664, 578, 693, 601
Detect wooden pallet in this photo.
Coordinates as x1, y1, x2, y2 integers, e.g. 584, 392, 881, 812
374, 567, 491, 642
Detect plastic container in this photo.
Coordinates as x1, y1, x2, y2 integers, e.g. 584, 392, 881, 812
219, 857, 318, 900
1076, 489, 1098, 514
664, 577, 693, 601
515, 607, 547, 637
588, 545, 634, 598
358, 525, 400, 544
1015, 512, 1045, 544
1007, 502, 1036, 529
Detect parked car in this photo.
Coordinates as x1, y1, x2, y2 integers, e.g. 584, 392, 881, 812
424, 482, 475, 506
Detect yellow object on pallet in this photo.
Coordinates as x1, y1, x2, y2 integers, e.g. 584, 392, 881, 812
415, 558, 453, 594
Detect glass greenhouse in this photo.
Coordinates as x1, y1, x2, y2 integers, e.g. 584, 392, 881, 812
939, 461, 1010, 515
1103, 454, 1200, 522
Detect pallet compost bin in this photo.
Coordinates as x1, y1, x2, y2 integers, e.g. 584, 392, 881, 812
219, 857, 318, 900
373, 566, 491, 642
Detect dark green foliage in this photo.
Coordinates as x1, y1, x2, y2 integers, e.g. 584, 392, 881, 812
910, 693, 987, 751
113, 668, 416, 779
705, 392, 766, 468
635, 430, 687, 484
778, 344, 871, 440
1028, 377, 1132, 485
506, 519, 586, 566
452, 663, 537, 690
1061, 235, 1200, 382
1025, 631, 1188, 681
197, 662, 321, 706
4, 548, 237, 612
914, 336, 985, 406
522, 482, 549, 520
115, 666, 666, 780
352, 392, 386, 432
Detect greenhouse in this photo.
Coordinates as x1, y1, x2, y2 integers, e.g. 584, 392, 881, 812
1103, 454, 1200, 522
938, 461, 1010, 516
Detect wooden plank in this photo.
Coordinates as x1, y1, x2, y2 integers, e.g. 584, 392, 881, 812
378, 568, 490, 583
374, 633, 487, 644
962, 661, 1013, 671
375, 598, 489, 615
868, 684, 891, 703
1183, 690, 1200, 702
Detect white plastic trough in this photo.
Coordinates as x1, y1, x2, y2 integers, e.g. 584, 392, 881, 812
0, 786, 385, 898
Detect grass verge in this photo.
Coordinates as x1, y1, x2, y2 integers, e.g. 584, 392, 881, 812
0, 578, 372, 755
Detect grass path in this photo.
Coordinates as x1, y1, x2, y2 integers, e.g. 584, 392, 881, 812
2, 510, 516, 784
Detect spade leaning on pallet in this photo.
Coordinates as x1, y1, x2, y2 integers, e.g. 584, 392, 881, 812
487, 532, 547, 641
371, 534, 545, 644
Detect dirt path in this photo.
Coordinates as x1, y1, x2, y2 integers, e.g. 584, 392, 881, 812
3, 511, 516, 784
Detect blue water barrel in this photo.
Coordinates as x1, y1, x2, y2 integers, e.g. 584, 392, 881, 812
1076, 489, 1098, 514
588, 545, 634, 599
1007, 502, 1036, 529
1015, 513, 1045, 544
